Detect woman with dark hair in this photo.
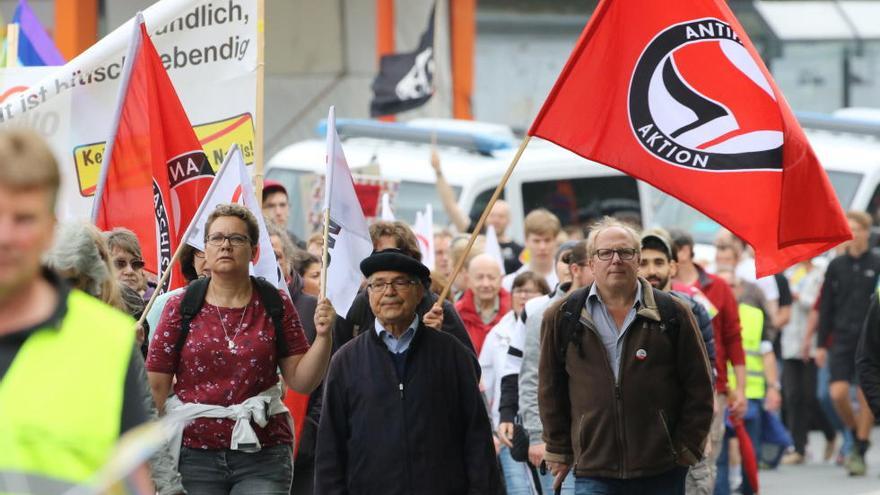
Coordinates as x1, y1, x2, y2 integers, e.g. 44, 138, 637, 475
480, 270, 550, 494
147, 203, 334, 494
292, 250, 322, 298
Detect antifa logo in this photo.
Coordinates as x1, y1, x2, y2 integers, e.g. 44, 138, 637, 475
395, 47, 434, 101
153, 180, 172, 294
627, 18, 783, 172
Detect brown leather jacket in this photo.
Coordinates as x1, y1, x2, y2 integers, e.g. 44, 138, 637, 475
538, 278, 713, 479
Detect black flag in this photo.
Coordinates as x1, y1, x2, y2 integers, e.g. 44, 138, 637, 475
370, 6, 435, 117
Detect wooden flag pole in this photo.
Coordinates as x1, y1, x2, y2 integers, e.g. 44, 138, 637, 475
320, 208, 331, 299
253, 0, 266, 200
137, 243, 187, 328
437, 134, 532, 302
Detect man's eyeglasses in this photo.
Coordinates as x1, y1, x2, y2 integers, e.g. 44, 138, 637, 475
366, 278, 419, 293
206, 233, 251, 247
594, 248, 638, 261
113, 258, 145, 271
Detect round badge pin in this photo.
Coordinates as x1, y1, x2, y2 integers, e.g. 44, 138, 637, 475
635, 349, 647, 360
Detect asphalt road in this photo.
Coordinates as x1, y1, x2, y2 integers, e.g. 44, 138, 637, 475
759, 429, 880, 494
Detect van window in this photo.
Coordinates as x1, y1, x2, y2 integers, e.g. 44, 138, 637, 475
650, 170, 864, 245
521, 176, 641, 229
266, 169, 462, 239
826, 170, 862, 211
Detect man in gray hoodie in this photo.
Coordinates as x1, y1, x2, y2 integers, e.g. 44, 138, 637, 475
515, 240, 593, 493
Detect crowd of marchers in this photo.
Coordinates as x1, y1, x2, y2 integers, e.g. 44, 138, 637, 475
3, 129, 880, 495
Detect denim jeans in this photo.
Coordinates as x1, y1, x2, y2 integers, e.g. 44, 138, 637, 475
498, 446, 533, 495
715, 400, 763, 495
539, 466, 575, 494
573, 466, 687, 495
178, 444, 293, 495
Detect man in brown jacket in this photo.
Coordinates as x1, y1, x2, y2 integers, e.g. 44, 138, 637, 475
539, 217, 713, 494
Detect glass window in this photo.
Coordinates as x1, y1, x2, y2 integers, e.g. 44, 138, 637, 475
521, 176, 641, 230
826, 170, 862, 212
648, 170, 864, 245
266, 169, 462, 239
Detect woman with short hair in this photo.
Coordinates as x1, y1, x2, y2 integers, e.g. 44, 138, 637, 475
146, 203, 334, 494
480, 270, 551, 494
105, 227, 154, 301
46, 222, 124, 311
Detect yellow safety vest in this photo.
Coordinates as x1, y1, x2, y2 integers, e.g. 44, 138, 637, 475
727, 303, 766, 400
0, 289, 135, 494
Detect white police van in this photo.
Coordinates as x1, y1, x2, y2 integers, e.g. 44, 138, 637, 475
266, 118, 655, 242
646, 111, 880, 261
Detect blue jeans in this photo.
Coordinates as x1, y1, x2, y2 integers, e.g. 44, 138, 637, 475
715, 400, 763, 495
178, 444, 293, 494
498, 446, 532, 495
539, 467, 575, 494
574, 467, 687, 495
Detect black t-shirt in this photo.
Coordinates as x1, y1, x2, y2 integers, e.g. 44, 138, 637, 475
499, 240, 524, 274
0, 271, 148, 434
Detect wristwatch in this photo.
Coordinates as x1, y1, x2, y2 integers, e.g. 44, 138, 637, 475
768, 382, 781, 391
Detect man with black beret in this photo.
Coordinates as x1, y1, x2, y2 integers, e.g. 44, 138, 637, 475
315, 249, 501, 494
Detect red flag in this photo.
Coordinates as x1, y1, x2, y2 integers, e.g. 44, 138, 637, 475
93, 16, 213, 291
529, 0, 850, 276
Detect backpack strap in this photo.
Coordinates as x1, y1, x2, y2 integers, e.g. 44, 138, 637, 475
175, 276, 289, 366
174, 277, 211, 368
177, 277, 211, 352
652, 288, 681, 343
251, 276, 289, 357
557, 286, 591, 360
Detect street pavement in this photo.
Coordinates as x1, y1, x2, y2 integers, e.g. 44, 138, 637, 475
759, 428, 880, 494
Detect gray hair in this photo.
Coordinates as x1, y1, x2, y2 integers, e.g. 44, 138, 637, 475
46, 222, 111, 296
586, 216, 641, 256
266, 221, 295, 261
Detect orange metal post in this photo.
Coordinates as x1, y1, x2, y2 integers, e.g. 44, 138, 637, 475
376, 0, 395, 121
54, 0, 98, 61
450, 0, 475, 120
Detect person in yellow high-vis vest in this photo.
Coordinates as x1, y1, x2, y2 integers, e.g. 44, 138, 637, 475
716, 268, 782, 495
0, 130, 151, 494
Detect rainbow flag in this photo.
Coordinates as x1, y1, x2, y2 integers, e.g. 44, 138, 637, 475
11, 0, 64, 66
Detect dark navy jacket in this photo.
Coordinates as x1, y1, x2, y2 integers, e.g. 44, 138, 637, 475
315, 320, 500, 495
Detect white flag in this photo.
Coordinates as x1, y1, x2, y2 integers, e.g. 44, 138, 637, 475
485, 225, 507, 275
324, 106, 373, 315
413, 204, 435, 271
185, 144, 287, 291
380, 192, 396, 221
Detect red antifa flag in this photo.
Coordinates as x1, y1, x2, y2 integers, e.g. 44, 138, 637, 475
529, 0, 851, 276
93, 16, 213, 291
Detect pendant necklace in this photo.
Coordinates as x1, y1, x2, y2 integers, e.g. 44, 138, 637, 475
216, 303, 248, 350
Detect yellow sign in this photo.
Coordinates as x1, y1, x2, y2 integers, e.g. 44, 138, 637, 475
72, 113, 256, 197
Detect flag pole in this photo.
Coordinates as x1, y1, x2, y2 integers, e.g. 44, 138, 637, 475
437, 134, 531, 302
137, 244, 186, 328
6, 23, 18, 68
137, 144, 240, 328
253, 0, 266, 200
320, 208, 330, 300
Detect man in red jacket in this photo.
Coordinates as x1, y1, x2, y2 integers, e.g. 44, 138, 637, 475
670, 229, 747, 495
456, 253, 511, 354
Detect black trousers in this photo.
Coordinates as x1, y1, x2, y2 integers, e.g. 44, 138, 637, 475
783, 359, 836, 454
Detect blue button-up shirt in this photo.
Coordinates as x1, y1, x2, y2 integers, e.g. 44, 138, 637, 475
375, 316, 419, 354
586, 282, 642, 381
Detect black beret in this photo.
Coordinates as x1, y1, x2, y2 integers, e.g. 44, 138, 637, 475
360, 248, 431, 283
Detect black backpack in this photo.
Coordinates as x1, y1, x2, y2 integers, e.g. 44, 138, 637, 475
557, 284, 681, 360
174, 276, 289, 366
